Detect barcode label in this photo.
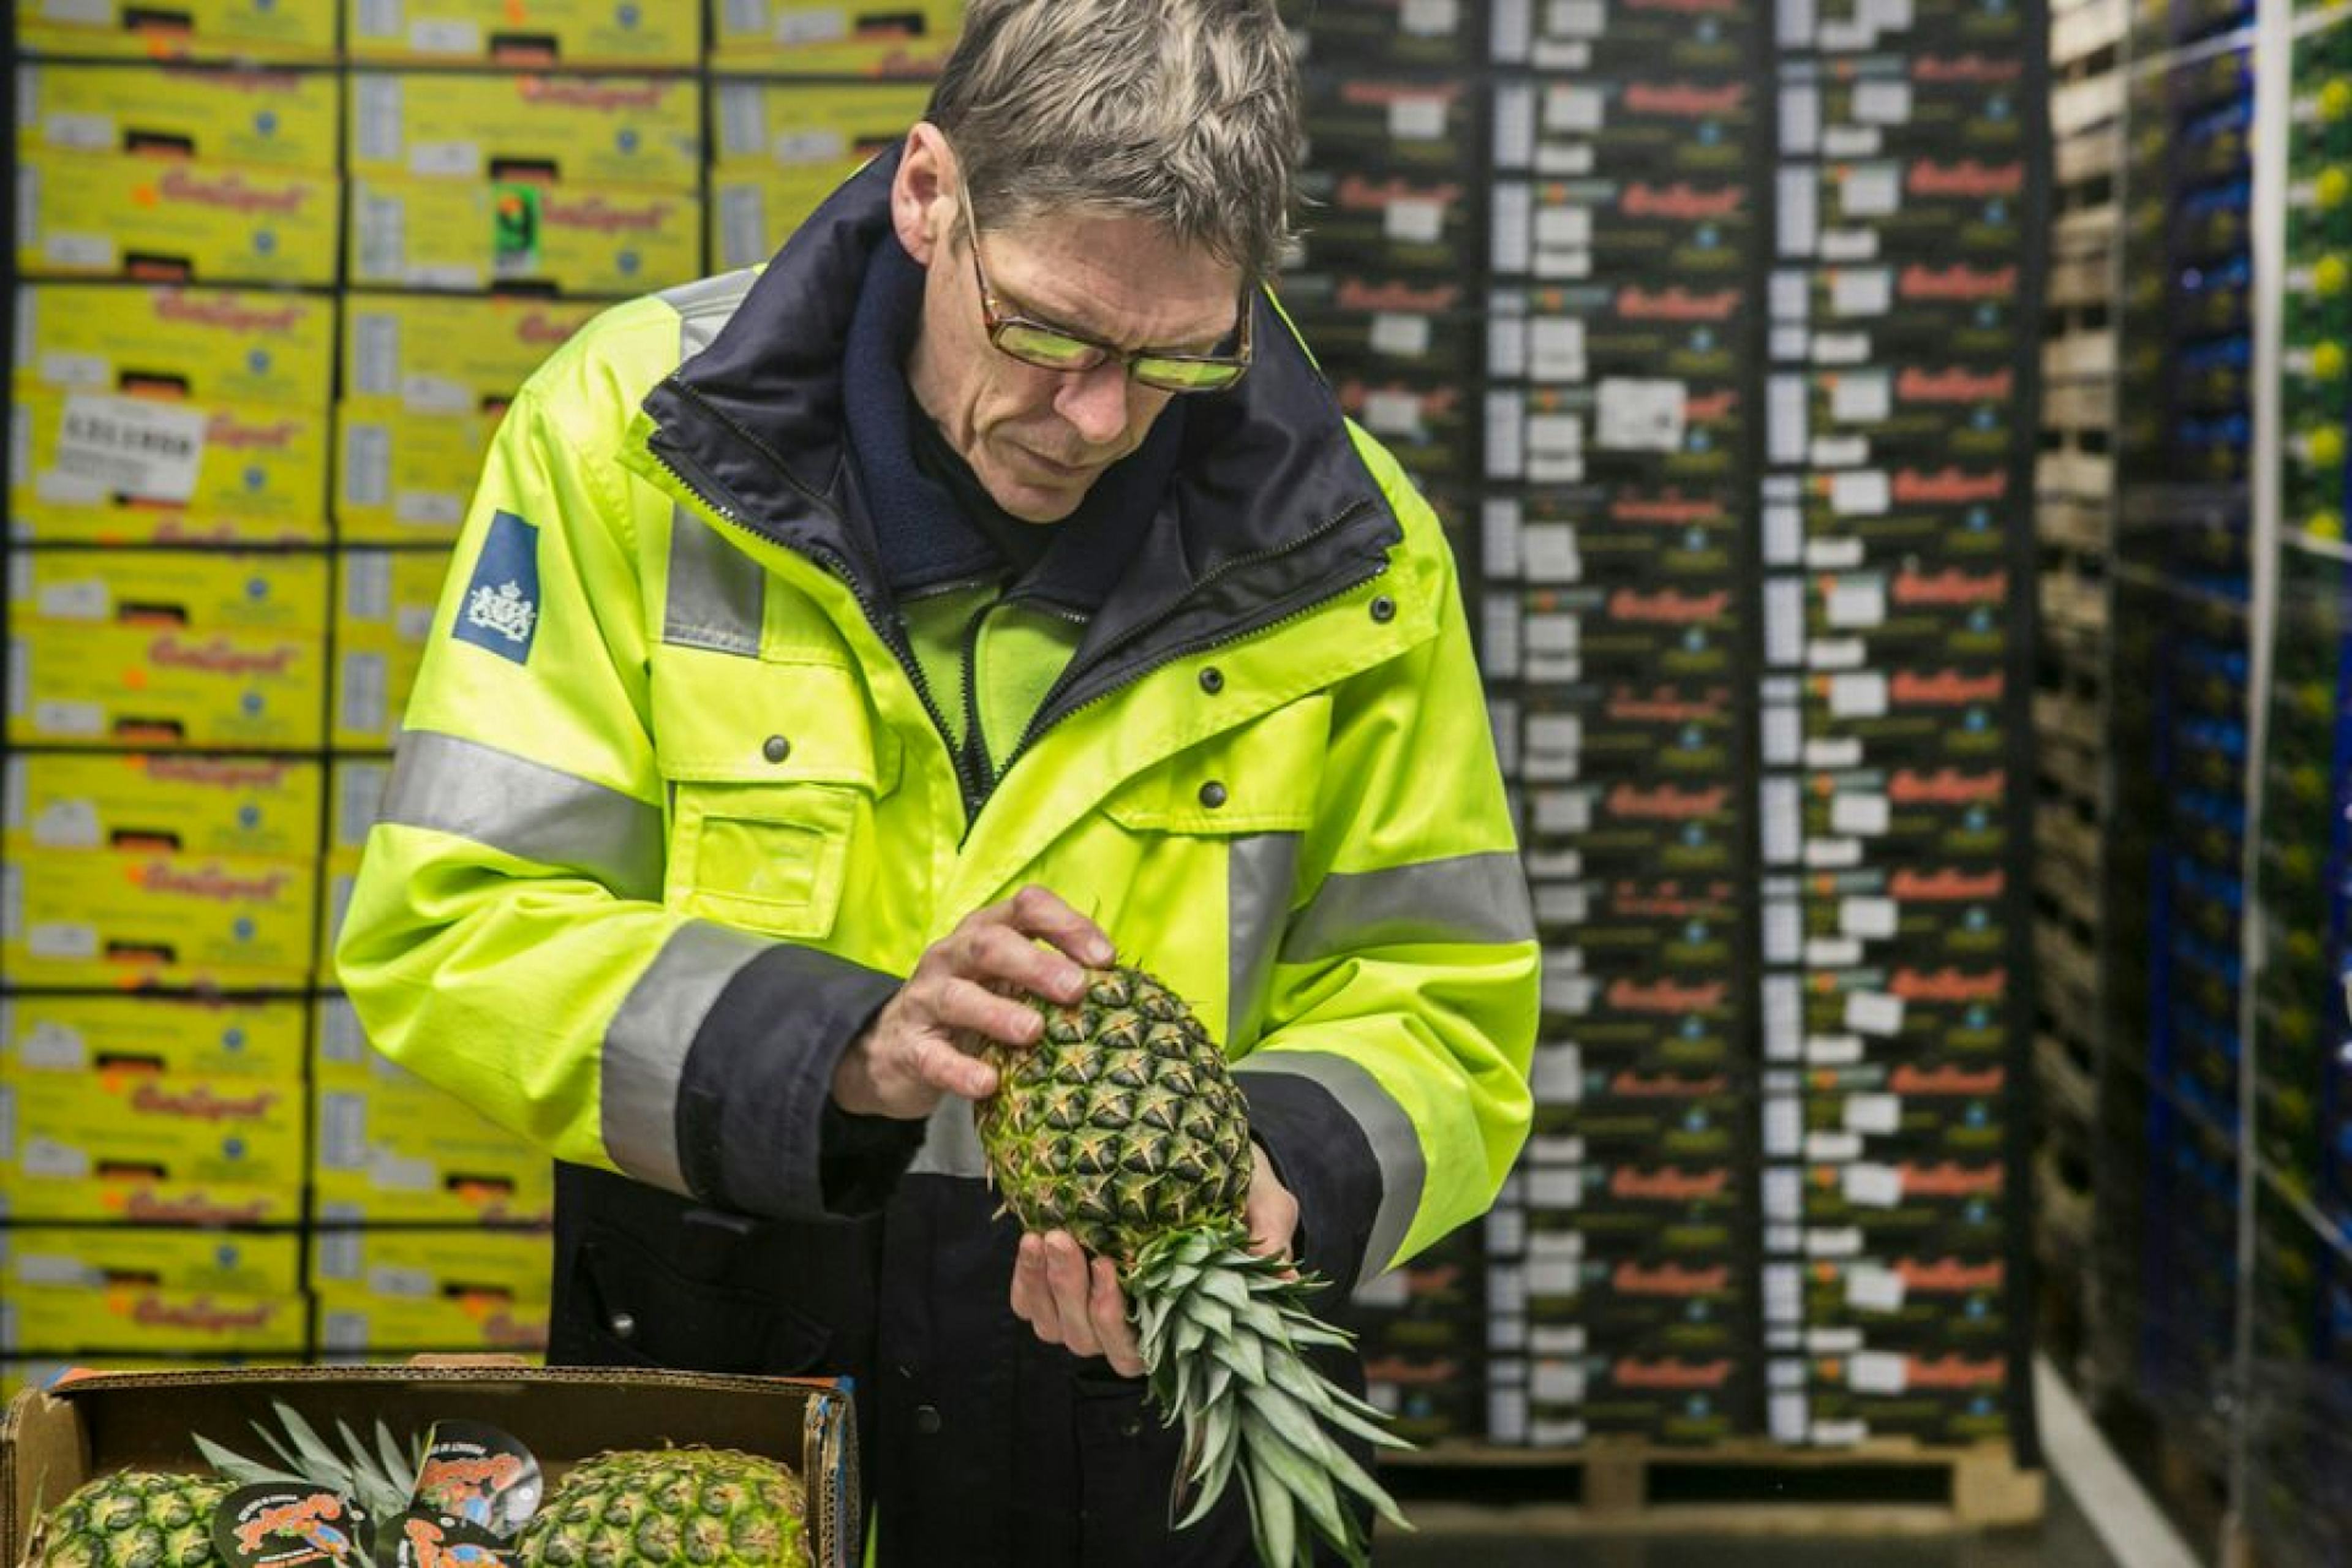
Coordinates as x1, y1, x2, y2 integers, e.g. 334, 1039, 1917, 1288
723, 0, 768, 32
356, 0, 402, 35
41, 0, 112, 23
320, 1092, 369, 1169
315, 1231, 363, 1280
718, 84, 767, 159
18, 166, 42, 246
34, 701, 103, 736
351, 311, 401, 396
0, 864, 18, 943
344, 553, 393, 622
0, 760, 22, 834
342, 422, 392, 508
776, 7, 849, 43
410, 141, 477, 178
355, 77, 404, 163
339, 763, 390, 845
320, 997, 369, 1063
355, 192, 407, 281
341, 652, 389, 739
28, 921, 97, 959
410, 19, 480, 53
720, 184, 769, 271
395, 489, 462, 527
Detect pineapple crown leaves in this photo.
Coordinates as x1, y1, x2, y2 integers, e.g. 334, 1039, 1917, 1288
1126, 1226, 1413, 1568
194, 1400, 423, 1534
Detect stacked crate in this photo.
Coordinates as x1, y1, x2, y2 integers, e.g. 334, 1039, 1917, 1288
1280, 0, 1494, 1445
1478, 0, 1766, 1449
1755, 0, 2040, 1447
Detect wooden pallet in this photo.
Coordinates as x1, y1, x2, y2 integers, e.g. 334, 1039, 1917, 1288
1385, 1439, 2046, 1536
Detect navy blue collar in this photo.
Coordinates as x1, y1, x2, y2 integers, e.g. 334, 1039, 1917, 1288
839, 234, 1185, 612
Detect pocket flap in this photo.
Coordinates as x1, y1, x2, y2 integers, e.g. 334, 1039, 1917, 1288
654, 648, 898, 793
1102, 695, 1330, 834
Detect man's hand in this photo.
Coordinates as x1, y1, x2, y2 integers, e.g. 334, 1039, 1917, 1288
831, 886, 1112, 1120
1011, 1142, 1300, 1379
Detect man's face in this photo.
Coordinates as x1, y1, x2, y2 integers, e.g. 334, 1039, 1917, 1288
907, 203, 1245, 524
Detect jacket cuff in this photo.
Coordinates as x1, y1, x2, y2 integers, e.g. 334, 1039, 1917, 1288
1238, 1071, 1384, 1292
675, 942, 915, 1218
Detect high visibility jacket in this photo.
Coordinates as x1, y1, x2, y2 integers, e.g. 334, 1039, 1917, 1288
337, 154, 1537, 1567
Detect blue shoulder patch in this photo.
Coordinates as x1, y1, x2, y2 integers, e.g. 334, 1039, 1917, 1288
453, 509, 542, 665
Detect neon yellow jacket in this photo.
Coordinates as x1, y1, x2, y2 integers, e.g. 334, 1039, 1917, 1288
336, 153, 1534, 1562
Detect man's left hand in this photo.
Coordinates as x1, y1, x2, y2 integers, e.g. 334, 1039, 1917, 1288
1010, 1142, 1299, 1379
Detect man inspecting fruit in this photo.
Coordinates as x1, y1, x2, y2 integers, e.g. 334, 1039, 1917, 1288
337, 1, 1537, 1562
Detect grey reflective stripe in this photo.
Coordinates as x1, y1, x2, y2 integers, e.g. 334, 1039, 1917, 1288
1232, 1052, 1424, 1286
662, 267, 760, 357
665, 510, 765, 655
602, 921, 772, 1194
908, 1095, 987, 1178
1227, 832, 1302, 1047
1281, 852, 1536, 966
382, 731, 663, 900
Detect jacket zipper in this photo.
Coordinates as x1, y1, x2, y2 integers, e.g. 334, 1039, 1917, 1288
642, 402, 987, 819
997, 499, 1385, 777
956, 598, 997, 810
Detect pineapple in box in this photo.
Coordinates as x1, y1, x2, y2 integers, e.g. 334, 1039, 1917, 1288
514, 1448, 808, 1567
978, 966, 1409, 1568
21, 1472, 232, 1567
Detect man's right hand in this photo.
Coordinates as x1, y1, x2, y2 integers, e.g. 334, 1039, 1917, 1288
830, 885, 1114, 1120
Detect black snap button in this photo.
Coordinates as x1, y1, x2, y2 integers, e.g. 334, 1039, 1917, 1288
1370, 595, 1397, 624
913, 1404, 943, 1436
607, 1311, 637, 1342
1119, 1417, 1144, 1439
762, 735, 791, 763
1199, 781, 1229, 809
1199, 666, 1225, 695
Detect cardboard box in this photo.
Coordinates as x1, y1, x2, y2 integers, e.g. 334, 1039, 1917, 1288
16, 0, 336, 61
9, 548, 330, 635
7, 387, 331, 543
17, 64, 340, 170
0, 1066, 306, 1225
1, 1366, 859, 1568
709, 0, 964, 77
7, 619, 326, 750
714, 165, 886, 270
347, 0, 700, 66
1, 995, 306, 1082
311, 1227, 552, 1354
14, 284, 335, 410
336, 403, 497, 542
334, 554, 451, 748
1, 846, 318, 989
347, 176, 702, 297
1295, 0, 1481, 67
1494, 77, 1755, 179
350, 72, 703, 187
4, 1283, 308, 1356
1, 1226, 300, 1300
16, 149, 340, 286
4, 752, 323, 861
342, 294, 597, 417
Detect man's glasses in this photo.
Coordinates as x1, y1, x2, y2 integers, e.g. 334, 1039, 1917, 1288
959, 199, 1252, 394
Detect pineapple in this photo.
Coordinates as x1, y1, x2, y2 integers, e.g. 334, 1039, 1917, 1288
977, 965, 1410, 1568
22, 1471, 232, 1568
511, 1447, 808, 1567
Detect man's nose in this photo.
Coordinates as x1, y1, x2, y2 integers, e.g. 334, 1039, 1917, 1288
1054, 361, 1134, 446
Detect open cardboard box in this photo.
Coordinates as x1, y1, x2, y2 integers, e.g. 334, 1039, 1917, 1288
2, 1364, 858, 1567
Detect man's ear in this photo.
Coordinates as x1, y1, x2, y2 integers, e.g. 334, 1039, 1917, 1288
892, 123, 957, 266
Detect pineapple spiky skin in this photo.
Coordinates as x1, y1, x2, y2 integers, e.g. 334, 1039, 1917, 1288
511, 1448, 808, 1568
26, 1471, 232, 1568
978, 965, 1413, 1568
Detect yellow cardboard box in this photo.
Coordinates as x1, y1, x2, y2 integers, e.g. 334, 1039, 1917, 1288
15, 284, 336, 409
9, 548, 330, 634
710, 0, 963, 77
347, 174, 701, 296
18, 64, 340, 170
335, 402, 497, 543
712, 77, 922, 174
17, 148, 340, 286
2, 847, 318, 989
0, 1066, 305, 1224
333, 552, 448, 749
17, 0, 336, 62
346, 0, 699, 66
4, 1284, 308, 1355
7, 618, 326, 749
4, 752, 323, 861
350, 72, 702, 187
8, 388, 331, 542
3, 1226, 300, 1297
0, 994, 307, 1081
312, 999, 554, 1226
311, 1227, 551, 1354
334, 639, 428, 752
342, 293, 597, 415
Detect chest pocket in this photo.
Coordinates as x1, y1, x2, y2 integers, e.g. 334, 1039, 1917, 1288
1100, 693, 1332, 836
655, 651, 900, 941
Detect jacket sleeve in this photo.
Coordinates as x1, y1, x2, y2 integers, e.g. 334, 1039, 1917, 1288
334, 353, 916, 1224
1232, 437, 1538, 1291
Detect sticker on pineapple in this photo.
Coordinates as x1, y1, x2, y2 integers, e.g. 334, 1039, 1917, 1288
407, 1421, 540, 1538
491, 184, 542, 281
389, 1511, 514, 1567
453, 510, 542, 665
213, 1484, 371, 1566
